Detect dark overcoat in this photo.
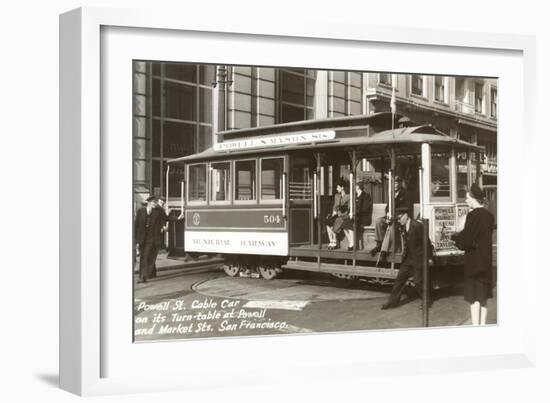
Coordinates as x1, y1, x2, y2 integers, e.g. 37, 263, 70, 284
385, 188, 413, 218
356, 191, 373, 227
401, 219, 426, 273
134, 206, 167, 247
452, 207, 495, 283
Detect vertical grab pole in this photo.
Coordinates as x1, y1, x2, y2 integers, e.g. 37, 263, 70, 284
184, 180, 189, 213
177, 178, 185, 250
348, 172, 354, 217
165, 164, 171, 248
351, 150, 357, 269
390, 147, 396, 269
418, 167, 424, 219
422, 217, 430, 327
388, 169, 393, 220
316, 153, 322, 269
282, 172, 287, 219
313, 171, 318, 219
165, 164, 170, 203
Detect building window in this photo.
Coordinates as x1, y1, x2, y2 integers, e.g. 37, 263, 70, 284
434, 76, 447, 103
278, 69, 315, 123
475, 82, 485, 114
455, 78, 475, 114
455, 78, 467, 103
151, 63, 215, 198
379, 73, 392, 85
490, 87, 498, 118
411, 75, 426, 97
328, 71, 362, 117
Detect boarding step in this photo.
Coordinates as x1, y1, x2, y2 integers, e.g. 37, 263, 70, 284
282, 260, 399, 279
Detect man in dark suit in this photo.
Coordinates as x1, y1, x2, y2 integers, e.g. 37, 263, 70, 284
371, 176, 413, 262
354, 181, 373, 249
381, 207, 427, 309
135, 196, 168, 283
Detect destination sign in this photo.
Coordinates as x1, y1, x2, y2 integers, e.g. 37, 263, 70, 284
433, 206, 457, 251
432, 205, 470, 252
214, 130, 336, 151
185, 231, 288, 256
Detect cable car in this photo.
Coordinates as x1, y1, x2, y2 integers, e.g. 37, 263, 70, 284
166, 112, 483, 284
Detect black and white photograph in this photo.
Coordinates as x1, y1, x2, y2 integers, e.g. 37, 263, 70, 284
5, 0, 547, 400
132, 63, 498, 341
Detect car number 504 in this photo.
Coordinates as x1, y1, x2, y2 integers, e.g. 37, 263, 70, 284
263, 215, 281, 224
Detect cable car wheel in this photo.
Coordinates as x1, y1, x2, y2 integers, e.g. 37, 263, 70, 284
223, 263, 241, 277
332, 273, 357, 281
258, 264, 279, 280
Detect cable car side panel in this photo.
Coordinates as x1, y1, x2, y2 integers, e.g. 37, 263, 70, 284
183, 207, 288, 256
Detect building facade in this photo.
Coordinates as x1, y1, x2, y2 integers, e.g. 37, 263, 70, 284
133, 62, 497, 213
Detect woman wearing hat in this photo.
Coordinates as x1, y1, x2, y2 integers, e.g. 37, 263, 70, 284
452, 184, 495, 325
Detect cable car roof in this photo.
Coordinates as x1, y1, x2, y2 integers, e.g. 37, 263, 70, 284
168, 114, 484, 165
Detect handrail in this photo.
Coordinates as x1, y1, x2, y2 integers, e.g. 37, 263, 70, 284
180, 180, 185, 213
349, 172, 354, 217
282, 172, 287, 219
313, 171, 318, 219
165, 164, 170, 203
388, 169, 393, 220
418, 167, 424, 219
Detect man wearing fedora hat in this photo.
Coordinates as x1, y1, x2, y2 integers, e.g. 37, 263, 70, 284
134, 195, 168, 283
370, 176, 412, 262
382, 207, 426, 309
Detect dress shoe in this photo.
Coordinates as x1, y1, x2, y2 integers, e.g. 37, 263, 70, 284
370, 243, 381, 256
419, 300, 433, 310
381, 301, 398, 310
347, 246, 354, 251
137, 278, 147, 284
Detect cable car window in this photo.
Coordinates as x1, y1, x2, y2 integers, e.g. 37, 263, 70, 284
188, 163, 207, 203
431, 152, 451, 199
456, 151, 469, 201
290, 157, 312, 200
261, 158, 283, 201
210, 162, 231, 203
235, 160, 256, 202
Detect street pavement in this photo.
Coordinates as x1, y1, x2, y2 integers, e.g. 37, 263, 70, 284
134, 261, 497, 342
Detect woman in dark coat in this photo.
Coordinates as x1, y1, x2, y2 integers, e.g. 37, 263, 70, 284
451, 184, 495, 325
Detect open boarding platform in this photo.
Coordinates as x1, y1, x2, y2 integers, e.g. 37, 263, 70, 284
286, 242, 402, 280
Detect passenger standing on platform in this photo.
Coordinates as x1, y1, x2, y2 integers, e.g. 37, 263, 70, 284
134, 196, 167, 283
339, 181, 355, 250
370, 176, 412, 262
326, 180, 350, 250
355, 181, 373, 250
451, 184, 495, 326
381, 207, 426, 309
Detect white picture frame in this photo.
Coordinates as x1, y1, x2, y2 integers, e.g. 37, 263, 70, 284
59, 7, 537, 396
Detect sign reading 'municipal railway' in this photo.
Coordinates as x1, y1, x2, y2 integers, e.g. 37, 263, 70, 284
214, 130, 336, 151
